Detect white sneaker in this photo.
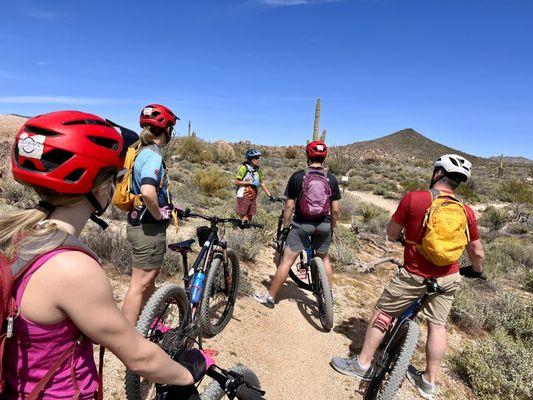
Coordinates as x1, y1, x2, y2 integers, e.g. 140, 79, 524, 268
253, 291, 275, 308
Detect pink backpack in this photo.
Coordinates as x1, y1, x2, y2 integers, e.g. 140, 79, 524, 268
298, 168, 332, 219
0, 233, 105, 400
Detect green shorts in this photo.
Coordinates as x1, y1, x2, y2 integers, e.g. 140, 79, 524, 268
376, 268, 462, 326
126, 221, 169, 270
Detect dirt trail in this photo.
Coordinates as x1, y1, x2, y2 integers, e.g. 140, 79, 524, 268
103, 241, 473, 400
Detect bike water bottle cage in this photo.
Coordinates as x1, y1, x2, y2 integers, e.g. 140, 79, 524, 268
373, 311, 393, 333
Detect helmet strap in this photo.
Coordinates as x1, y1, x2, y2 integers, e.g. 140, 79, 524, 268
85, 192, 109, 230
34, 201, 56, 215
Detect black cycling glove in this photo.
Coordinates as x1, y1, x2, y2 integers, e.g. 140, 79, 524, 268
172, 349, 208, 383
459, 265, 484, 279
280, 227, 290, 241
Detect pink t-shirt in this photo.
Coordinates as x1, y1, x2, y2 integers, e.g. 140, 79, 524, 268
4, 250, 98, 399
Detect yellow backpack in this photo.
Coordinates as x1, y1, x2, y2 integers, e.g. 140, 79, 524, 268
112, 141, 144, 211
411, 189, 470, 266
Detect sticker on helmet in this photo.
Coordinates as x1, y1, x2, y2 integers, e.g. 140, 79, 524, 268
18, 133, 45, 159
143, 107, 154, 116
316, 145, 324, 151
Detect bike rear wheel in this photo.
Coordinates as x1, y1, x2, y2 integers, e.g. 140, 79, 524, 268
310, 257, 334, 331
364, 319, 420, 400
200, 249, 240, 337
200, 365, 261, 400
125, 284, 190, 400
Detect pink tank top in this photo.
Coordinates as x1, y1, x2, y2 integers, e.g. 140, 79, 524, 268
4, 250, 98, 400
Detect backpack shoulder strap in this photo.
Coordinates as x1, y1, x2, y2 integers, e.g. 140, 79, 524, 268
428, 188, 440, 201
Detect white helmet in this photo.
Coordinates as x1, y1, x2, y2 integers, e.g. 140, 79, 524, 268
433, 154, 472, 181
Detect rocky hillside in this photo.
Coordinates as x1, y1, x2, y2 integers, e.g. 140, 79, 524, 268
342, 128, 486, 164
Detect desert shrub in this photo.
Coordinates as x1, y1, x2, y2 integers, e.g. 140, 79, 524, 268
284, 147, 298, 159
524, 271, 533, 293
177, 135, 213, 164
507, 221, 529, 235
194, 168, 229, 197
479, 206, 508, 231
483, 237, 533, 279
355, 203, 389, 235
225, 228, 264, 262
81, 226, 132, 274
330, 242, 359, 268
452, 282, 533, 343
456, 179, 479, 202
400, 178, 425, 192
0, 178, 38, 208
339, 195, 359, 222
329, 225, 359, 269
213, 140, 235, 164
326, 149, 357, 176
498, 180, 533, 205
450, 331, 533, 400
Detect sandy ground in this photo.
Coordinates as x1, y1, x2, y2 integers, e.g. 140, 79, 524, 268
101, 239, 475, 400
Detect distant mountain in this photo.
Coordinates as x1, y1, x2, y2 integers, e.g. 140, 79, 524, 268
489, 156, 533, 165
342, 128, 485, 163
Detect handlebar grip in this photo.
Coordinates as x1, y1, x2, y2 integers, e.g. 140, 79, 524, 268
248, 222, 264, 228
235, 385, 265, 400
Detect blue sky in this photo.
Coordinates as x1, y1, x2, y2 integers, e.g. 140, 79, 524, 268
1, 0, 532, 158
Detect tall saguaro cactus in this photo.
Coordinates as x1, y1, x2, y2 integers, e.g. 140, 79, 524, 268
313, 97, 321, 141
498, 154, 504, 178
320, 129, 327, 142
188, 121, 192, 136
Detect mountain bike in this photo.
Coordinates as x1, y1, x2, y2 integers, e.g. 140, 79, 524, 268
173, 209, 263, 337
125, 211, 263, 399
363, 274, 444, 400
272, 198, 334, 331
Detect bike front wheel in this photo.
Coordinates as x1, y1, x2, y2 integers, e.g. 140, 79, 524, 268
199, 249, 240, 337
125, 283, 190, 400
364, 319, 420, 400
310, 257, 334, 331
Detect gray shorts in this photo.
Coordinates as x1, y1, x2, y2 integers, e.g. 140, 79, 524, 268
286, 221, 332, 254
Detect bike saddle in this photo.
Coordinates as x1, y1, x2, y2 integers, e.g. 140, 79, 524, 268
423, 278, 446, 294
168, 239, 195, 253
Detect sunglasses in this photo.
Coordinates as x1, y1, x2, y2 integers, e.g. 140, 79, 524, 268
251, 156, 261, 160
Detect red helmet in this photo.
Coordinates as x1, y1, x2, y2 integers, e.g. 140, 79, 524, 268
139, 104, 179, 129
11, 111, 125, 195
306, 140, 328, 159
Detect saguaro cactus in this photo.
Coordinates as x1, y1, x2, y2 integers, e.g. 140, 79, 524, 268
498, 154, 504, 178
320, 129, 327, 142
313, 97, 321, 141
188, 121, 192, 136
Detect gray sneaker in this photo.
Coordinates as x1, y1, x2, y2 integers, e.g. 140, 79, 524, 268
253, 291, 275, 308
330, 355, 374, 381
407, 365, 437, 400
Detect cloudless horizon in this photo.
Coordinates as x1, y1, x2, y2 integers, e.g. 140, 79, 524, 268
1, 0, 532, 158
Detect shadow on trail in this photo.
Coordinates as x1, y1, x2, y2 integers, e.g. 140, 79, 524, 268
261, 276, 326, 333
333, 317, 369, 355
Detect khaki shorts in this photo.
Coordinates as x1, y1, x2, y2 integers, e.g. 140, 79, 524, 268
126, 221, 169, 270
376, 268, 462, 326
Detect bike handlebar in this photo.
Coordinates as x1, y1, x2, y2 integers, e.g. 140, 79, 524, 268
183, 209, 264, 229
206, 367, 265, 400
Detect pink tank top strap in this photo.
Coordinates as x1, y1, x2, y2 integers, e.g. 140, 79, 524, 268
14, 249, 68, 305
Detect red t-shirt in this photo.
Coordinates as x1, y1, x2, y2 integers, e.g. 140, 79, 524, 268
392, 190, 480, 278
